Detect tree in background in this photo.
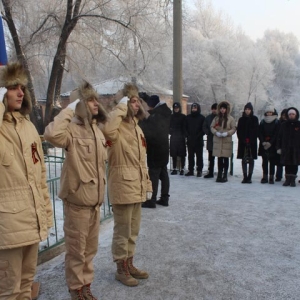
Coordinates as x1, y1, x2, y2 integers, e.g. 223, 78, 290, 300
1, 0, 172, 128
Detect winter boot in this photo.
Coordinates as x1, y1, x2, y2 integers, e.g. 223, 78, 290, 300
197, 171, 202, 177
221, 173, 228, 183
221, 167, 228, 182
269, 175, 274, 184
204, 172, 214, 178
171, 169, 177, 175
69, 288, 85, 300
283, 175, 291, 186
216, 171, 223, 183
241, 162, 247, 183
156, 196, 169, 207
142, 200, 156, 208
246, 173, 252, 183
179, 169, 184, 175
127, 257, 149, 279
241, 173, 247, 183
185, 170, 194, 176
82, 284, 97, 300
115, 260, 139, 286
290, 175, 297, 187
260, 174, 268, 184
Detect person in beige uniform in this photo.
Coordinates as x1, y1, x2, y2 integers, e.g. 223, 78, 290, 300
0, 62, 53, 300
103, 83, 152, 287
44, 82, 107, 300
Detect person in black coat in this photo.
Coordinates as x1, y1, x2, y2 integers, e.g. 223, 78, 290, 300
277, 107, 300, 187
139, 95, 171, 208
237, 102, 259, 183
275, 108, 287, 181
258, 105, 280, 184
185, 103, 205, 177
203, 103, 217, 178
169, 102, 186, 175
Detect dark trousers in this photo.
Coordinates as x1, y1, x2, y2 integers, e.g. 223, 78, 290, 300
172, 156, 185, 170
148, 165, 170, 202
207, 150, 215, 174
285, 165, 298, 175
242, 158, 254, 175
187, 145, 203, 172
261, 154, 276, 175
217, 157, 229, 175
276, 165, 283, 179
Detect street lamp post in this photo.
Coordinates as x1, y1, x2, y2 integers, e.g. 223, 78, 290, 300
173, 0, 183, 106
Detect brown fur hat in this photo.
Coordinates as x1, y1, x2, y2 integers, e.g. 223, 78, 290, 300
0, 62, 32, 115
121, 83, 146, 121
69, 81, 107, 125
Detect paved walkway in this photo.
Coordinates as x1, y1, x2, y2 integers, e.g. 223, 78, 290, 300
36, 172, 300, 300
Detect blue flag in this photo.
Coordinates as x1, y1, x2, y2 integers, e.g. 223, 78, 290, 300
0, 16, 8, 66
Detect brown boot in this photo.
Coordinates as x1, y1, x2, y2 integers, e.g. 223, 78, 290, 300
69, 288, 85, 300
82, 284, 97, 300
115, 260, 139, 286
127, 256, 149, 279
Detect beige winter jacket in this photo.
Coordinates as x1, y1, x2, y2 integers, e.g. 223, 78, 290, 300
0, 103, 53, 250
211, 101, 236, 158
44, 108, 107, 207
103, 103, 152, 205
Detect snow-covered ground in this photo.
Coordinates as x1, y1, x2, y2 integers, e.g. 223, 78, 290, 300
35, 135, 300, 299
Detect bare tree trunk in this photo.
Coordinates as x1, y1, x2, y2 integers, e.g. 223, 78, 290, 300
2, 0, 44, 133
44, 0, 81, 126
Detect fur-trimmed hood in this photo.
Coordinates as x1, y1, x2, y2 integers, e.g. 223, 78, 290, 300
217, 101, 231, 115
69, 81, 107, 126
0, 62, 32, 115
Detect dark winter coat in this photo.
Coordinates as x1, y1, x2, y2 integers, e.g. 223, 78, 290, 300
237, 114, 259, 160
185, 103, 205, 149
258, 117, 280, 159
169, 106, 186, 157
277, 107, 300, 166
139, 103, 172, 168
203, 113, 216, 151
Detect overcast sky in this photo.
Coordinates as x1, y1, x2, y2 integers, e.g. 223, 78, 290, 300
186, 0, 300, 41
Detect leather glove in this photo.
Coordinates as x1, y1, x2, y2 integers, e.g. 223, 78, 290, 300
263, 142, 271, 150
0, 87, 7, 103
277, 149, 282, 155
146, 192, 152, 200
221, 132, 228, 137
119, 96, 129, 104
216, 132, 222, 137
67, 99, 80, 111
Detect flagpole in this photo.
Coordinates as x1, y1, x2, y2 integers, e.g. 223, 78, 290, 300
0, 16, 8, 65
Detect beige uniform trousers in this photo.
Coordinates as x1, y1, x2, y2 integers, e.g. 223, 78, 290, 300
63, 203, 100, 290
112, 203, 141, 261
0, 243, 39, 300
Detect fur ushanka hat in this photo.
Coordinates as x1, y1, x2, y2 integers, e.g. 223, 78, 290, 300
121, 83, 146, 121
0, 62, 32, 115
69, 81, 107, 126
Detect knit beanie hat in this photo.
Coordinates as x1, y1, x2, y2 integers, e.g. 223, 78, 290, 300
211, 103, 217, 110
173, 102, 180, 109
265, 105, 274, 113
147, 95, 160, 108
244, 102, 253, 111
